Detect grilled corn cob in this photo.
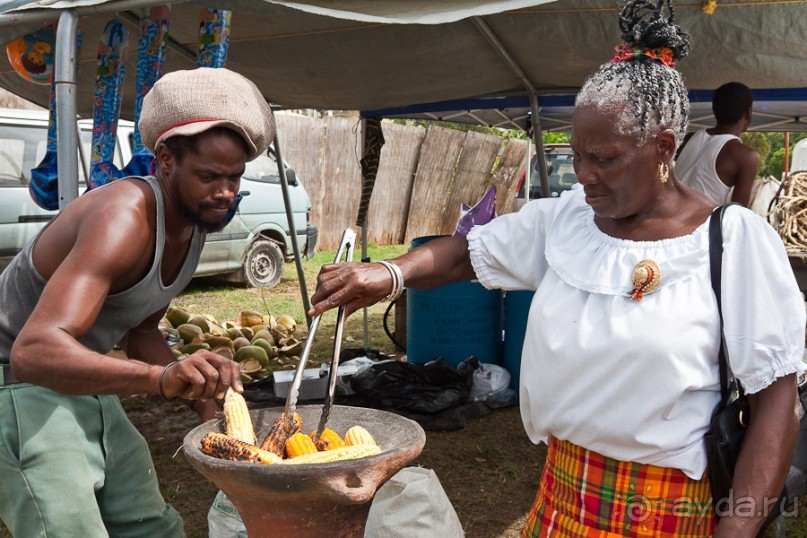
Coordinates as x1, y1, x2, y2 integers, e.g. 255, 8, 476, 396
200, 432, 282, 464
286, 432, 318, 457
344, 425, 377, 447
310, 428, 346, 451
223, 388, 256, 445
260, 412, 302, 457
283, 443, 381, 465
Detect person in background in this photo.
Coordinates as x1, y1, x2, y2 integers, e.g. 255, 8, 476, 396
674, 81, 761, 206
0, 67, 273, 537
307, 1, 805, 536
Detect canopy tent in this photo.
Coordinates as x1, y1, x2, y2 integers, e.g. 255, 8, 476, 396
0, 0, 806, 325
0, 0, 804, 206
0, 0, 806, 130
365, 89, 807, 133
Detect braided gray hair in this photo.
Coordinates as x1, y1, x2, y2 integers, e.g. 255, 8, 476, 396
576, 0, 691, 146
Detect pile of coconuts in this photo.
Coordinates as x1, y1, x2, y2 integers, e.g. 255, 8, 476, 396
159, 306, 309, 383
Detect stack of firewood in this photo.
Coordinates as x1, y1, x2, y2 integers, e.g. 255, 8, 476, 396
772, 172, 807, 256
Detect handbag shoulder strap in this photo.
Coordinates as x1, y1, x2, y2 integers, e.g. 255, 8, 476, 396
708, 203, 739, 401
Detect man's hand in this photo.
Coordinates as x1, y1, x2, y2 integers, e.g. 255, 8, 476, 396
158, 350, 243, 401
188, 399, 220, 422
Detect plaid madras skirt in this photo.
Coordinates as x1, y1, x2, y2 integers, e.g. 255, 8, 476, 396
522, 438, 715, 537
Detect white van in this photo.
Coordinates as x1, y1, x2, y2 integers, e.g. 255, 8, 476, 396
0, 108, 317, 287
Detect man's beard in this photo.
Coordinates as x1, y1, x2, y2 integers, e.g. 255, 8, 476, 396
177, 197, 238, 233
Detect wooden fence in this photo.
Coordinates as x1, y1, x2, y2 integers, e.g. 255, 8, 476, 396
274, 112, 529, 251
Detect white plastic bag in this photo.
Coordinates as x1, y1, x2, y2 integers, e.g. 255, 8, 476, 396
365, 467, 464, 538
207, 490, 247, 538
468, 362, 511, 401
207, 467, 464, 538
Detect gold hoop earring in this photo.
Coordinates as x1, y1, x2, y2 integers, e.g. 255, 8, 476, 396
659, 162, 670, 183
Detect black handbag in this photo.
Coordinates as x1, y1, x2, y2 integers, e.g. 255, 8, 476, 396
703, 204, 749, 508
703, 204, 807, 527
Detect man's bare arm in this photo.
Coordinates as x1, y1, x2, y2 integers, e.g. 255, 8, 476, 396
718, 141, 760, 207
10, 192, 161, 395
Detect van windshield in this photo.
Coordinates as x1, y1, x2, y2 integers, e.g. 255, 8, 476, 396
0, 123, 50, 187
243, 153, 280, 182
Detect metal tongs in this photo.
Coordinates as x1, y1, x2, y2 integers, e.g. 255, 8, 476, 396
281, 228, 356, 441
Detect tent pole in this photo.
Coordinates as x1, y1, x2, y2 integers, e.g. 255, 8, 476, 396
471, 17, 549, 198
360, 118, 369, 350
525, 138, 531, 203
528, 91, 550, 198
269, 108, 312, 327
54, 10, 79, 211
355, 116, 385, 352
0, 0, 179, 29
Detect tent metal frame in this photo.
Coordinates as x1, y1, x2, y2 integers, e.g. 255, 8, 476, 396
0, 4, 314, 322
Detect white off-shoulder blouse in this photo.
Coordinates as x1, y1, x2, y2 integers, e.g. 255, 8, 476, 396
466, 184, 805, 479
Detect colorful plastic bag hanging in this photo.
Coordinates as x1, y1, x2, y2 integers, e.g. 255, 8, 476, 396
453, 185, 497, 236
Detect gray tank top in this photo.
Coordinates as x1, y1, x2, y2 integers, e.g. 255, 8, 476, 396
0, 176, 203, 361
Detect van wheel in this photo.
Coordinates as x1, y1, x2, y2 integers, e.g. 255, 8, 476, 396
241, 239, 284, 288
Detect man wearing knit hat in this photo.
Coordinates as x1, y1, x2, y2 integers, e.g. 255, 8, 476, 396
0, 67, 274, 536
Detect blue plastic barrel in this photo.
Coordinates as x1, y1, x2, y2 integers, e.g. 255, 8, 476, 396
503, 290, 535, 391
406, 235, 503, 367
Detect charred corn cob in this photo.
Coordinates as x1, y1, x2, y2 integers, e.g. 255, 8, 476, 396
223, 388, 255, 445
260, 412, 302, 457
310, 428, 346, 451
283, 443, 381, 465
286, 432, 318, 457
344, 425, 377, 447
200, 432, 282, 464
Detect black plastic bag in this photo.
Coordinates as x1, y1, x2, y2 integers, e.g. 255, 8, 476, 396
351, 358, 476, 415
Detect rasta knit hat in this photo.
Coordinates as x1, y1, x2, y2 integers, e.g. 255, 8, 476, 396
139, 67, 274, 161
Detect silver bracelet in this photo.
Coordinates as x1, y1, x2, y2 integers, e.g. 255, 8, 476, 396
377, 260, 405, 302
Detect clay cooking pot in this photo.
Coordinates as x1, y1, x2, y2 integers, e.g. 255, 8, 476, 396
183, 404, 426, 538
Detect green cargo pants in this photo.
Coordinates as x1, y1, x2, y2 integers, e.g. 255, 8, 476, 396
0, 383, 185, 538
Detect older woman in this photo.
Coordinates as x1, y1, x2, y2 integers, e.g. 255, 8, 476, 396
308, 0, 805, 535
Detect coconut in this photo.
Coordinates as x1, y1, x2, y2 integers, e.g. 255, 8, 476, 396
251, 329, 276, 347
251, 338, 276, 360
239, 358, 263, 375
176, 324, 204, 345
211, 346, 234, 361
205, 336, 235, 351
232, 337, 251, 352
187, 315, 211, 334
165, 306, 191, 328
279, 339, 303, 356
234, 345, 269, 367
180, 342, 211, 354
276, 314, 297, 334
235, 310, 263, 329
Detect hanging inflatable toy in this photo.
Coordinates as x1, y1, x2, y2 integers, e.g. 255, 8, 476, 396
197, 8, 231, 68
121, 5, 171, 178
6, 23, 56, 85
87, 17, 129, 191
28, 31, 83, 211
197, 8, 242, 227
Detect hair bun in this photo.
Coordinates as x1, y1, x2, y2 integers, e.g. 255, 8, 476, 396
618, 0, 691, 61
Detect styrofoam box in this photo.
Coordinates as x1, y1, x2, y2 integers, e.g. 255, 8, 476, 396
272, 368, 328, 400
272, 361, 367, 400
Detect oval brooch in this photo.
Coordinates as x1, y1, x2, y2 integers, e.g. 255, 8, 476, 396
629, 259, 662, 301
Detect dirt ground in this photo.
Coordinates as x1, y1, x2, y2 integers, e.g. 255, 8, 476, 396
3, 390, 805, 537
122, 393, 545, 538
